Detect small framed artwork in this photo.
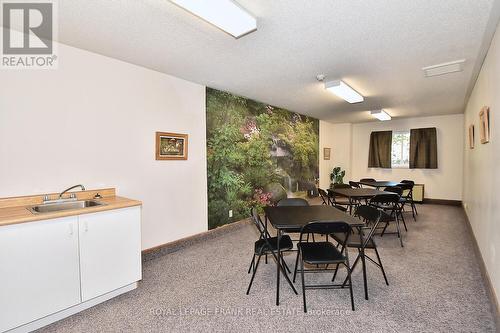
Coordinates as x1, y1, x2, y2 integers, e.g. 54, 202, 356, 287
468, 125, 475, 149
479, 106, 490, 144
155, 132, 188, 160
323, 147, 331, 160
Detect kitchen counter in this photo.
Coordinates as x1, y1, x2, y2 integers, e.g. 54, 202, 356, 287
0, 188, 141, 227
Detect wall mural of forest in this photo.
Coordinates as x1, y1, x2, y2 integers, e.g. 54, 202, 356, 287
206, 88, 319, 229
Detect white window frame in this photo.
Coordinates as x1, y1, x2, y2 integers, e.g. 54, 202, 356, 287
391, 130, 410, 169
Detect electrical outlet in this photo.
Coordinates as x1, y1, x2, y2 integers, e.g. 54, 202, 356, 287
229, 210, 233, 218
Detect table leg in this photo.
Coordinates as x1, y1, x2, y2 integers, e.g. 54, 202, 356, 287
276, 229, 281, 306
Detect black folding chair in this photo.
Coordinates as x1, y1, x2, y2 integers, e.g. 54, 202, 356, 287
400, 180, 418, 219
383, 186, 407, 231
293, 221, 355, 312
318, 188, 330, 205
246, 208, 295, 295
369, 193, 404, 247
331, 206, 389, 299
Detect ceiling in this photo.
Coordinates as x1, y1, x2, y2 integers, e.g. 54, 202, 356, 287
58, 0, 500, 123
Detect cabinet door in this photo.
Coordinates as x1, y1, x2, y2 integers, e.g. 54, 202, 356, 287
79, 206, 142, 301
0, 217, 81, 332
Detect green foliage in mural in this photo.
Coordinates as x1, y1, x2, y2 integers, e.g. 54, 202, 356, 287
206, 88, 319, 229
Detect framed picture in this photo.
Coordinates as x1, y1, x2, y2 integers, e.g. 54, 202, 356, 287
155, 132, 188, 160
468, 125, 475, 149
479, 106, 490, 144
323, 147, 331, 160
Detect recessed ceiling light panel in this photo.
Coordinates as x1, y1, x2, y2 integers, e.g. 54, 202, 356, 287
170, 0, 257, 38
325, 80, 364, 103
422, 59, 465, 77
371, 109, 391, 121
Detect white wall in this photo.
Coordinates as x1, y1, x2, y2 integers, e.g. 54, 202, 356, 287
463, 22, 500, 306
0, 43, 208, 250
350, 114, 464, 200
319, 121, 352, 189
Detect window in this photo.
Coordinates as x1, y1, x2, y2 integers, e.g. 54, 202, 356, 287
391, 131, 410, 168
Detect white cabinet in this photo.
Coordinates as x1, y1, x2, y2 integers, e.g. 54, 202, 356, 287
79, 206, 142, 301
0, 217, 81, 332
0, 206, 142, 332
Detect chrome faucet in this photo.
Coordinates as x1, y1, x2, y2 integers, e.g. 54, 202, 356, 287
59, 184, 86, 200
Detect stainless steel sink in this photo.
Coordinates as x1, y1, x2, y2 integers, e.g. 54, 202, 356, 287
28, 200, 106, 214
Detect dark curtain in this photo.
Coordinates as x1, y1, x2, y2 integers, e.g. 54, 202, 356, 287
368, 131, 392, 168
410, 127, 438, 169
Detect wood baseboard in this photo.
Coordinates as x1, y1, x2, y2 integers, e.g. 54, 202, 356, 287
141, 219, 251, 261
461, 205, 500, 330
422, 198, 462, 206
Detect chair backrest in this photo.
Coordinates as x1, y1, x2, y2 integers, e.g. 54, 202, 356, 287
400, 180, 415, 186
318, 188, 329, 205
398, 182, 413, 198
300, 221, 351, 252
354, 205, 382, 247
369, 193, 400, 218
277, 198, 309, 206
370, 193, 400, 204
383, 186, 402, 196
349, 181, 360, 188
332, 183, 351, 189
360, 178, 376, 182
301, 221, 350, 235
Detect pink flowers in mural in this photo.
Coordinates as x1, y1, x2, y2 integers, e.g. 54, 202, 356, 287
253, 188, 272, 206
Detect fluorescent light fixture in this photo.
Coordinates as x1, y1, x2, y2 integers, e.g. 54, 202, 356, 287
422, 59, 465, 77
371, 110, 391, 121
324, 80, 364, 103
170, 0, 257, 38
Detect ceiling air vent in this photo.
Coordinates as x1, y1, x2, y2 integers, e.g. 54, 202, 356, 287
422, 59, 465, 77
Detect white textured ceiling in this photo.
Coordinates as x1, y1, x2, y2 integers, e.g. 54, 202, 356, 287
59, 0, 500, 123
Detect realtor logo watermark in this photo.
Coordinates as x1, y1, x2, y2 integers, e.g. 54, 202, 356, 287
1, 0, 57, 69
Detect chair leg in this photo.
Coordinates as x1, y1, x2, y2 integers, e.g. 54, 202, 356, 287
246, 253, 263, 295
398, 207, 408, 231
247, 255, 255, 274
282, 255, 292, 274
331, 263, 340, 282
293, 247, 301, 283
396, 217, 404, 247
374, 246, 389, 285
342, 251, 362, 287
345, 263, 355, 311
411, 202, 417, 219
300, 254, 307, 313
381, 221, 389, 236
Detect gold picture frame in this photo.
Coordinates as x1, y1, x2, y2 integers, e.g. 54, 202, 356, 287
479, 106, 490, 144
468, 125, 475, 149
155, 132, 188, 160
323, 147, 331, 160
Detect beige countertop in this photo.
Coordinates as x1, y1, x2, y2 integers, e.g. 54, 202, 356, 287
0, 188, 142, 227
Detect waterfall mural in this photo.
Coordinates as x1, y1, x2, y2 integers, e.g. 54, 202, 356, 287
206, 88, 319, 229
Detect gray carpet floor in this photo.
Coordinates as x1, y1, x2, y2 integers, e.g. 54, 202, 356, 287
39, 204, 497, 333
